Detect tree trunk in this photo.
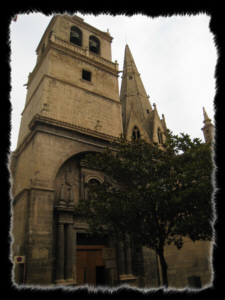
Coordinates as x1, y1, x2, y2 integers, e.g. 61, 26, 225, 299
158, 248, 168, 288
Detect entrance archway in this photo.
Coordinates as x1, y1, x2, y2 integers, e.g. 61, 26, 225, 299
53, 152, 107, 285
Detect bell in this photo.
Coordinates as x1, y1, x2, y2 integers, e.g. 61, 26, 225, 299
89, 39, 98, 48
71, 31, 80, 39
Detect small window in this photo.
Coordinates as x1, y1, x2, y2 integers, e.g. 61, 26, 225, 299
157, 128, 163, 144
129, 75, 133, 80
146, 109, 150, 114
82, 70, 91, 82
89, 35, 100, 55
41, 44, 45, 55
132, 126, 141, 140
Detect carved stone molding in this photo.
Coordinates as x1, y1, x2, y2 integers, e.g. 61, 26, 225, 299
55, 205, 74, 225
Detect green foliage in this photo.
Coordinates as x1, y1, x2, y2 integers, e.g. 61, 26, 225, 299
75, 131, 213, 285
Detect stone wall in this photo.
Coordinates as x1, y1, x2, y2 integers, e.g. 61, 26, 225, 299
18, 43, 121, 147
142, 246, 159, 288
11, 123, 110, 284
164, 238, 213, 288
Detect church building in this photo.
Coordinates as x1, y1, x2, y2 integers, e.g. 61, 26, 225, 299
10, 14, 213, 288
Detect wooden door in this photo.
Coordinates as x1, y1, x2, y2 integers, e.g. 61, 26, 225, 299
76, 250, 87, 285
76, 245, 106, 286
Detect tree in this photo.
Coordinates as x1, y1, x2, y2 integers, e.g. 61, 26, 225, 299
75, 132, 213, 287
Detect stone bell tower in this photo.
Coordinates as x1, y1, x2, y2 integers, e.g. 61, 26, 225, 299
10, 14, 123, 286
16, 14, 122, 147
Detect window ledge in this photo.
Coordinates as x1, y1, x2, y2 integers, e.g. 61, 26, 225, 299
79, 78, 94, 85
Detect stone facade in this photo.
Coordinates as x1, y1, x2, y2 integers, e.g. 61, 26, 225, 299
10, 14, 213, 289
163, 238, 212, 288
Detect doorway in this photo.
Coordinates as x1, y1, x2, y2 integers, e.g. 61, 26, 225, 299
76, 233, 107, 286
96, 266, 105, 286
76, 247, 106, 286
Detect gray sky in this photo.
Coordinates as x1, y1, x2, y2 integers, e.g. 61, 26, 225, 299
10, 12, 217, 151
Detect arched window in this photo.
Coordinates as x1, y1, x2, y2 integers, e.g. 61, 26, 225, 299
87, 178, 101, 200
88, 178, 101, 186
89, 35, 100, 55
41, 44, 45, 55
132, 126, 141, 140
157, 128, 163, 144
70, 26, 82, 46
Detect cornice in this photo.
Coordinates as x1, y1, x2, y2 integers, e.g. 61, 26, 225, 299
13, 113, 121, 158
28, 114, 120, 142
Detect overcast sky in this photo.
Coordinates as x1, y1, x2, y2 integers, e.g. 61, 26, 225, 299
9, 12, 217, 151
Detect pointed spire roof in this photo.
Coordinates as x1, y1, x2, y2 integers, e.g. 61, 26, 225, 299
121, 45, 139, 79
120, 45, 152, 103
201, 107, 213, 143
203, 107, 211, 123
120, 45, 153, 140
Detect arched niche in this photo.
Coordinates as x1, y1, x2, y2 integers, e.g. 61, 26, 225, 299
54, 151, 104, 207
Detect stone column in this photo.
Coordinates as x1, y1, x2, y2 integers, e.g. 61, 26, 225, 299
54, 184, 76, 286
55, 223, 65, 283
65, 223, 74, 282
117, 241, 125, 276
125, 244, 132, 275
118, 237, 137, 285
85, 47, 90, 57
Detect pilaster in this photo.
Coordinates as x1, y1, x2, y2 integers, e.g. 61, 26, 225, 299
54, 199, 76, 285
117, 240, 137, 285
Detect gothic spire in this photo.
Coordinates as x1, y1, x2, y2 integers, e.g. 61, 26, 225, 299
120, 45, 153, 140
203, 107, 210, 123
201, 107, 213, 143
